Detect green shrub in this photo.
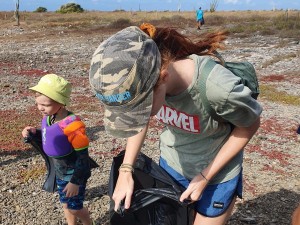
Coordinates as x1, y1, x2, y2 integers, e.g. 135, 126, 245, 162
113, 9, 126, 12
56, 3, 84, 14
210, 0, 219, 12
34, 7, 47, 13
108, 18, 132, 29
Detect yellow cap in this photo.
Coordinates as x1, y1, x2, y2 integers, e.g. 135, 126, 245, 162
29, 74, 71, 106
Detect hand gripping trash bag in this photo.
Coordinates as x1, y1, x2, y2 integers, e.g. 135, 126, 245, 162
24, 130, 99, 193
109, 150, 195, 225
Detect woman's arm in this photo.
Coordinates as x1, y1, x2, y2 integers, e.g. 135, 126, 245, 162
180, 117, 260, 202
112, 124, 149, 211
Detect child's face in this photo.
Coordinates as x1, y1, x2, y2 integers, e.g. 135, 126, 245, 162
35, 94, 62, 116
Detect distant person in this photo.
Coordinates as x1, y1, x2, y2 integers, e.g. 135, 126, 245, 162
21, 74, 94, 225
89, 23, 262, 225
196, 7, 205, 30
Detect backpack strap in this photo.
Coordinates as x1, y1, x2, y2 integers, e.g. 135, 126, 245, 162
199, 58, 225, 122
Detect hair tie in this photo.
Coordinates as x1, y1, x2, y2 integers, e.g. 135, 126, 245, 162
140, 23, 156, 38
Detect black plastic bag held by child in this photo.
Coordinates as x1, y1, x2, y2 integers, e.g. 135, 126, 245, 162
109, 150, 195, 225
24, 130, 99, 193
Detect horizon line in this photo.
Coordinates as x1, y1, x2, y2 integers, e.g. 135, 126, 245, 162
1, 8, 300, 12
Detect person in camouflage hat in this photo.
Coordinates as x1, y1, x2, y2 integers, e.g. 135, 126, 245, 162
89, 26, 160, 138
89, 24, 262, 225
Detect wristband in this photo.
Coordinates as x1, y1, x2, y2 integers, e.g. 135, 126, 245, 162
200, 172, 209, 182
118, 168, 133, 173
119, 163, 134, 173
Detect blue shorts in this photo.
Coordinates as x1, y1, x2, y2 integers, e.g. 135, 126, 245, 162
197, 18, 205, 24
56, 178, 86, 210
159, 158, 243, 217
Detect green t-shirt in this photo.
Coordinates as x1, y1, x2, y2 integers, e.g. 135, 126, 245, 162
155, 55, 262, 184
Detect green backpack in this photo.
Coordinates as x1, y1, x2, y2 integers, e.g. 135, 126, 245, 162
199, 52, 260, 122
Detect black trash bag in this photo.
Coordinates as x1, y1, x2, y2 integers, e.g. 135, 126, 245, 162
109, 150, 195, 225
24, 130, 99, 193
201, 18, 205, 25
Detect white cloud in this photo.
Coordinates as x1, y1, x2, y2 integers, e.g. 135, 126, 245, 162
224, 0, 253, 6
224, 0, 239, 4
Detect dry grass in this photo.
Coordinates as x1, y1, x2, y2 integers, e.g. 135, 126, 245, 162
0, 10, 299, 38
260, 84, 300, 106
262, 51, 299, 68
18, 165, 46, 183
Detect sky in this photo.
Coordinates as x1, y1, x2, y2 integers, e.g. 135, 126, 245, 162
0, 0, 300, 12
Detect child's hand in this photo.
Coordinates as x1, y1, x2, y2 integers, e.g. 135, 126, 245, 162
63, 182, 79, 198
22, 126, 36, 138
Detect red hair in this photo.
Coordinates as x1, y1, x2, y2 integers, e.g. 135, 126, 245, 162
140, 24, 228, 87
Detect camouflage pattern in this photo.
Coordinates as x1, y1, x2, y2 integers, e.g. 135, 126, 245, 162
89, 26, 161, 138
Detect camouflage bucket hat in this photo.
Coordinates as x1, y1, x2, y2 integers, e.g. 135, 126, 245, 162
89, 26, 161, 138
